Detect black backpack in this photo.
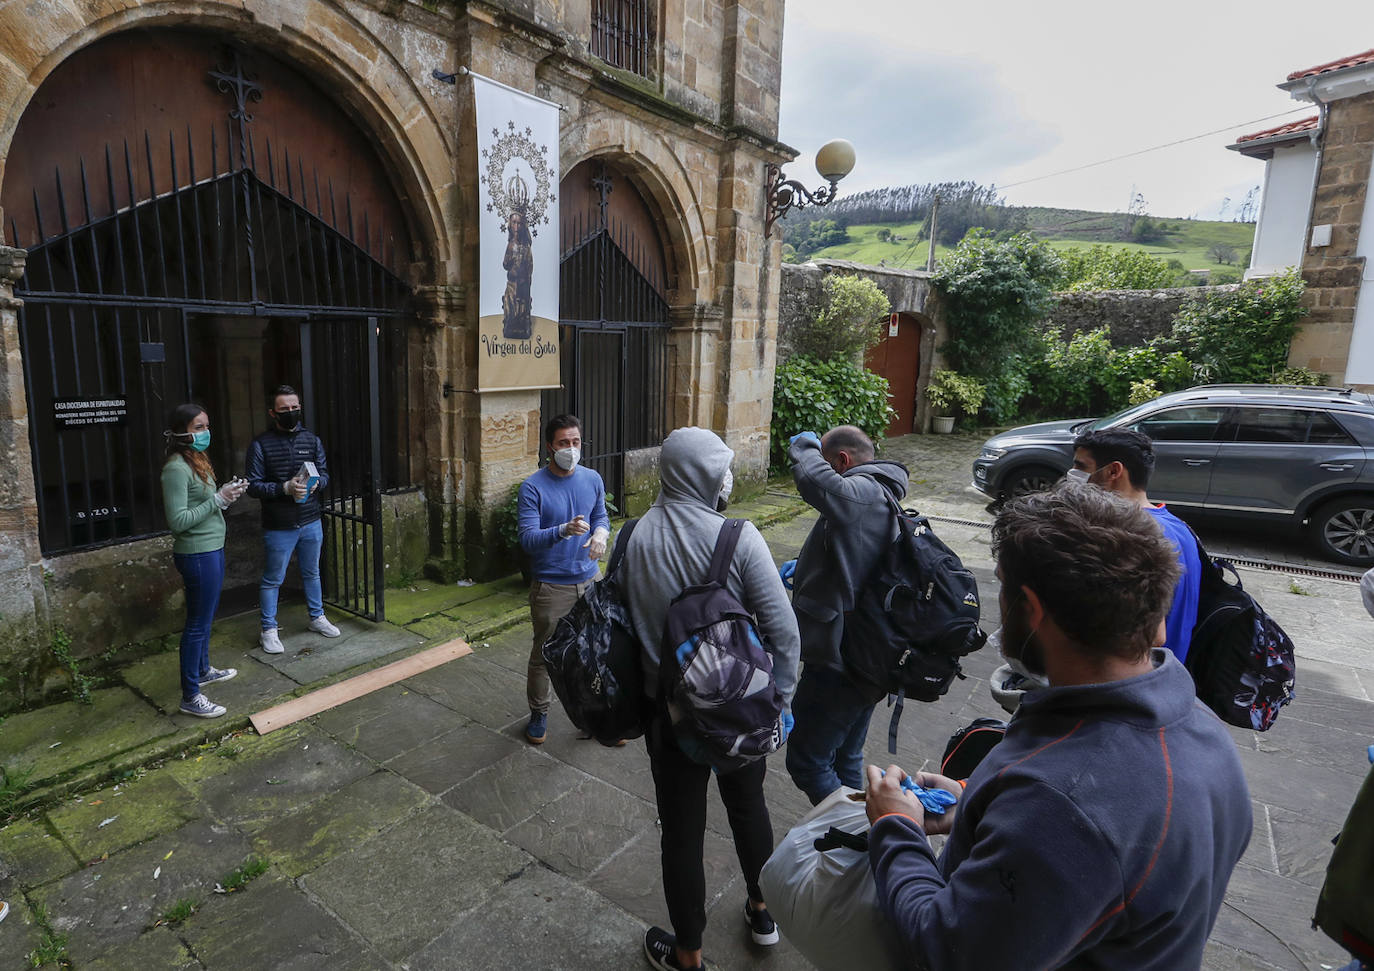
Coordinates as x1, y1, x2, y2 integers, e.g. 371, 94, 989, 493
1184, 529, 1296, 732
842, 494, 988, 752
541, 520, 646, 746
941, 717, 1008, 781
659, 519, 786, 772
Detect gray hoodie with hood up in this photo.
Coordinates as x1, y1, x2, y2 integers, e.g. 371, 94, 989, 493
620, 427, 800, 711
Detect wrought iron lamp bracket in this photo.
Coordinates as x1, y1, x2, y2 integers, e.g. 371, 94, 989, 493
763, 162, 839, 238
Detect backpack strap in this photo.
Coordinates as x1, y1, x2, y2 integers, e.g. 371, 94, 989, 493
607, 518, 639, 577
706, 519, 746, 587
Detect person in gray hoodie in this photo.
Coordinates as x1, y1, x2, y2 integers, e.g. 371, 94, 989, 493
783, 426, 910, 804
864, 482, 1252, 969
620, 426, 800, 971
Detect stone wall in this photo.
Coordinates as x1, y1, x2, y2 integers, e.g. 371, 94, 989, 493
778, 260, 932, 360
1046, 287, 1207, 346
1291, 90, 1374, 383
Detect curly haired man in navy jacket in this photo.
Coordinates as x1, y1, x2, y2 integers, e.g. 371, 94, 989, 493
864, 482, 1252, 969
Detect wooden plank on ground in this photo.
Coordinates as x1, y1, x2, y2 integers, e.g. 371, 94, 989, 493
250, 638, 473, 735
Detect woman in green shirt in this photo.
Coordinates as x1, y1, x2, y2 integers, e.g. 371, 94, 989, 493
161, 404, 247, 718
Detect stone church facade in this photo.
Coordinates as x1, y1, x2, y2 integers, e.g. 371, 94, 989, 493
0, 0, 791, 702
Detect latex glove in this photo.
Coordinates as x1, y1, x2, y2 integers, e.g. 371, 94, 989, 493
214, 479, 245, 509
583, 527, 609, 560
780, 710, 795, 745
909, 770, 963, 836
778, 559, 797, 590
865, 763, 924, 828
559, 515, 590, 538
789, 431, 820, 447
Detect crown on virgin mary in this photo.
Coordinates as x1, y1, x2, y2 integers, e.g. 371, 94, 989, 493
506, 172, 530, 212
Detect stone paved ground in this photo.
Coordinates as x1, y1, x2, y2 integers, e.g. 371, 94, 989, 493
1, 433, 1370, 969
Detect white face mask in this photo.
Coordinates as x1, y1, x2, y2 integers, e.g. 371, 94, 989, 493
717, 468, 733, 511
553, 446, 580, 471
1065, 468, 1090, 484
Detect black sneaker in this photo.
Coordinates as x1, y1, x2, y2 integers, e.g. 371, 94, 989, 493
643, 926, 706, 970
744, 901, 779, 946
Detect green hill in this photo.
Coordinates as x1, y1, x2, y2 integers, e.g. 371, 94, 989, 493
795, 207, 1256, 274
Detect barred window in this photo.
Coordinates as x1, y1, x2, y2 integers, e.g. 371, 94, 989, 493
590, 0, 653, 78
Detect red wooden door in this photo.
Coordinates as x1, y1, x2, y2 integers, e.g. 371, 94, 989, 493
865, 313, 921, 438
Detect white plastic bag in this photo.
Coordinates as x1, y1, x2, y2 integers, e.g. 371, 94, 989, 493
759, 787, 906, 971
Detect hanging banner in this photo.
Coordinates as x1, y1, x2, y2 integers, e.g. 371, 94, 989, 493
473, 73, 561, 392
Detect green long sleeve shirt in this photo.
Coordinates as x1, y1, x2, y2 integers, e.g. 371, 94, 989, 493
160, 457, 225, 554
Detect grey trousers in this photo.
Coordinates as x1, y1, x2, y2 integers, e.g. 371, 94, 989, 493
527, 578, 592, 713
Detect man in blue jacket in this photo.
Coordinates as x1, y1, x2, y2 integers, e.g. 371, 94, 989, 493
517, 414, 609, 745
864, 482, 1251, 969
246, 385, 338, 654
1071, 427, 1201, 663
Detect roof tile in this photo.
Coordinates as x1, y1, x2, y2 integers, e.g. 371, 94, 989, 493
1234, 115, 1320, 144
1287, 48, 1374, 81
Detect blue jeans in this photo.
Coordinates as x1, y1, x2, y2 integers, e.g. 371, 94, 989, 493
785, 664, 877, 805
260, 519, 324, 630
174, 548, 225, 702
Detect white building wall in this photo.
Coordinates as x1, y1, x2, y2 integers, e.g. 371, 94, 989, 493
1246, 141, 1318, 279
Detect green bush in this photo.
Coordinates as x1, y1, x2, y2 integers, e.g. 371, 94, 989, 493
787, 274, 892, 360
1169, 269, 1308, 384
1129, 379, 1162, 404
770, 356, 894, 470
1057, 246, 1176, 292
933, 230, 1061, 421
1024, 328, 1193, 418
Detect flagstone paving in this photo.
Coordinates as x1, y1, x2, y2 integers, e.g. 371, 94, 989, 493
0, 432, 1369, 968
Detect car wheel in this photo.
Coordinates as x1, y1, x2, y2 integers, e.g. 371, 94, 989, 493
1310, 497, 1374, 566
1004, 465, 1061, 500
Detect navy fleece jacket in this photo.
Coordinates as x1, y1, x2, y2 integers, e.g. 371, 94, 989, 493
868, 650, 1251, 970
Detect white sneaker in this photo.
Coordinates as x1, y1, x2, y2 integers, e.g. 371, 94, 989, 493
260, 628, 284, 654
308, 615, 341, 638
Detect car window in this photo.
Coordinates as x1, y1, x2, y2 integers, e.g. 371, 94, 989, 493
1307, 411, 1357, 445
1231, 408, 1310, 444
1130, 406, 1228, 442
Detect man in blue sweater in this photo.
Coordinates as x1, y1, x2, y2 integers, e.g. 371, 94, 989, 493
864, 482, 1251, 969
1071, 427, 1201, 662
517, 414, 609, 744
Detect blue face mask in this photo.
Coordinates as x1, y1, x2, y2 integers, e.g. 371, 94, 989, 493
189, 430, 211, 452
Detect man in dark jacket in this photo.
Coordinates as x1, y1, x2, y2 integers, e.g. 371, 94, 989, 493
784, 425, 909, 804
864, 482, 1251, 969
246, 385, 338, 654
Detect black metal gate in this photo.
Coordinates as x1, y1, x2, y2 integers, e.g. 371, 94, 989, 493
544, 209, 670, 501
10, 51, 413, 621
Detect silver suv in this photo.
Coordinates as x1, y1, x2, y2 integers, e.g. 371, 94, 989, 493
971, 384, 1374, 565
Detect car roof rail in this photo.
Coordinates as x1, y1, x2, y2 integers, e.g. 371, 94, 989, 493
1196, 383, 1359, 397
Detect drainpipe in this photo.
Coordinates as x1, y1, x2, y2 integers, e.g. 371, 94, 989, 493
1302, 78, 1330, 252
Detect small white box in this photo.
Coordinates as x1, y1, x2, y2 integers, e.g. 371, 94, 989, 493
295, 462, 319, 503
1311, 224, 1333, 248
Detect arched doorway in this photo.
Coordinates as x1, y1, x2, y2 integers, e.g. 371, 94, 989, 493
866, 311, 925, 437
544, 159, 671, 501
3, 29, 424, 620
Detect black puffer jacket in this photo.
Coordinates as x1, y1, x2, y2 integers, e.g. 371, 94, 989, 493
245, 427, 330, 530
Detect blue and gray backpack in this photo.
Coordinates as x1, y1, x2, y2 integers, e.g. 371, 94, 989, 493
659, 519, 785, 771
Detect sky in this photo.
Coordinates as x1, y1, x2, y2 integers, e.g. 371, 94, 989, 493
778, 1, 1371, 220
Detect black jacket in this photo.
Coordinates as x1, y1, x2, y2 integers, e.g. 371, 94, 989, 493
789, 436, 909, 670
245, 427, 330, 530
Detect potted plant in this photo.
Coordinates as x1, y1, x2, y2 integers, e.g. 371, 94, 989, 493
924, 370, 985, 433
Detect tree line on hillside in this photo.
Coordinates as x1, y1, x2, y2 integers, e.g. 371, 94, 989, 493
781, 181, 1028, 258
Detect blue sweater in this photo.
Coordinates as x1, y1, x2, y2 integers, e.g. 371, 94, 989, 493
868, 651, 1251, 970
1148, 504, 1201, 662
517, 465, 609, 584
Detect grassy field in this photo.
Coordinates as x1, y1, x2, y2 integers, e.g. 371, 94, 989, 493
796, 207, 1257, 273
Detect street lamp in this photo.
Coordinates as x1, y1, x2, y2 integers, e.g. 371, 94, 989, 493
763, 138, 856, 238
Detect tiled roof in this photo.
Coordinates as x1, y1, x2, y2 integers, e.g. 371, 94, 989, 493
1288, 48, 1374, 81
1234, 116, 1320, 144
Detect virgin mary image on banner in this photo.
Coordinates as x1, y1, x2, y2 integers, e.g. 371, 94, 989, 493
502, 176, 533, 339
474, 73, 561, 392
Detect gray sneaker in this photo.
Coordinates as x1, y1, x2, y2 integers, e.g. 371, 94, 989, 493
260, 628, 284, 654
179, 693, 226, 718
308, 615, 341, 638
